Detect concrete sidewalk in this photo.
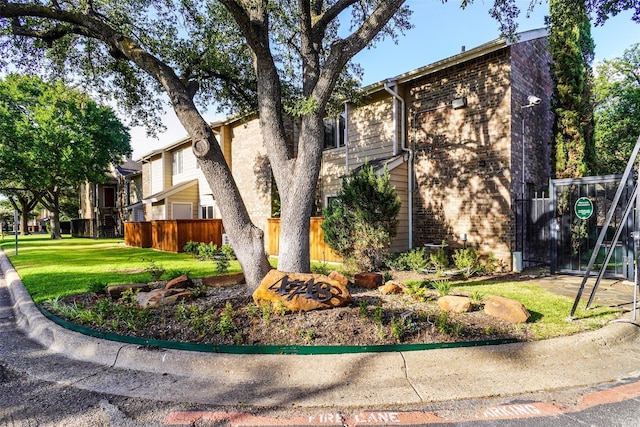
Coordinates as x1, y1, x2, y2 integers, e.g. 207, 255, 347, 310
1, 250, 640, 410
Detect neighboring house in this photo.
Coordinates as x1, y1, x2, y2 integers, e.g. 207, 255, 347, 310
320, 28, 553, 266
135, 114, 276, 236
78, 158, 142, 237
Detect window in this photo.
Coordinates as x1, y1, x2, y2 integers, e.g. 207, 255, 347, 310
325, 195, 339, 209
172, 150, 184, 175
323, 113, 346, 150
201, 205, 215, 219
103, 187, 115, 207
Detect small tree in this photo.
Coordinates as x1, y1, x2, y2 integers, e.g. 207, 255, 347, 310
322, 164, 401, 272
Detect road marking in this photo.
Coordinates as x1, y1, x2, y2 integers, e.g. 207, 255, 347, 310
164, 379, 640, 426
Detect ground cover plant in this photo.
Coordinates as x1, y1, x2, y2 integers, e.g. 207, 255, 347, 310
2, 235, 623, 346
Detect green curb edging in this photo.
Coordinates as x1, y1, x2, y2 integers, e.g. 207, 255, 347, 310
38, 306, 518, 355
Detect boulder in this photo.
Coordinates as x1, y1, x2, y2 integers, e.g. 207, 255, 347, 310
328, 271, 351, 287
252, 270, 352, 312
106, 284, 151, 300
354, 272, 383, 289
378, 281, 404, 295
484, 295, 531, 324
135, 288, 194, 308
202, 272, 245, 288
165, 274, 194, 290
438, 295, 473, 313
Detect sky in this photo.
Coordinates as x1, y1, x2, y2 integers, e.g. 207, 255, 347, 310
127, 0, 640, 160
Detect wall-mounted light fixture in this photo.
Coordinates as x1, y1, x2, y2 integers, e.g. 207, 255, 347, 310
522, 95, 541, 109
452, 97, 467, 109
520, 95, 541, 198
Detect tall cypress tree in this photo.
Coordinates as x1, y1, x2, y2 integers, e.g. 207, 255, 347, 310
548, 0, 596, 178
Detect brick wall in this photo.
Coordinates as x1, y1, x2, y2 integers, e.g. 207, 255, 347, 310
510, 37, 554, 197
409, 39, 553, 268
410, 48, 516, 265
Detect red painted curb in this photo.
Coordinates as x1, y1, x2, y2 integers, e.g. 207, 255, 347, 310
164, 379, 640, 426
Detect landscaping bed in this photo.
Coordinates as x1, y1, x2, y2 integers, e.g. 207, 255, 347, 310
43, 274, 542, 347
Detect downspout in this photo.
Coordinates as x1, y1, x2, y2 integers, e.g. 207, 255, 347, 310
344, 103, 349, 173
383, 80, 413, 249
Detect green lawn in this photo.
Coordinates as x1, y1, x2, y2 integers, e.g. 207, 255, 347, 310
0, 234, 244, 303
0, 234, 623, 340
453, 280, 621, 339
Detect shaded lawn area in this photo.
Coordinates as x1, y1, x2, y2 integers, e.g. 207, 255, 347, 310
0, 234, 249, 303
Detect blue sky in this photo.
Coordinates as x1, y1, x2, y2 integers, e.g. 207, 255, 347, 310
129, 1, 640, 158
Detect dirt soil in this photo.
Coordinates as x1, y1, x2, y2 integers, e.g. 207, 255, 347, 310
49, 271, 538, 347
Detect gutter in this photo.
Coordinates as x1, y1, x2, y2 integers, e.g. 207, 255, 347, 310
383, 80, 413, 250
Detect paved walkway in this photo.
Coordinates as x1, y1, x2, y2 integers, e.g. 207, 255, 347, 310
1, 251, 640, 425
533, 272, 638, 312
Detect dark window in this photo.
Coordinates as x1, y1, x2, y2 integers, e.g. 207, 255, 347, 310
323, 114, 346, 150
104, 187, 116, 208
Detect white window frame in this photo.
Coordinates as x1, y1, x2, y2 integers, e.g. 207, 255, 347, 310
172, 150, 184, 176
200, 205, 216, 219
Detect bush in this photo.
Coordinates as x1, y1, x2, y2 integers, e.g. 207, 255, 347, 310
183, 241, 234, 274
384, 248, 429, 271
452, 248, 480, 278
429, 242, 449, 274
322, 163, 401, 272
183, 241, 200, 257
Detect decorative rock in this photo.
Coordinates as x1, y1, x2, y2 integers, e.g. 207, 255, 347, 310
328, 271, 351, 287
202, 273, 245, 288
106, 284, 151, 300
484, 295, 531, 324
354, 272, 383, 289
438, 295, 473, 313
253, 269, 352, 312
378, 281, 404, 295
135, 288, 193, 308
165, 274, 194, 290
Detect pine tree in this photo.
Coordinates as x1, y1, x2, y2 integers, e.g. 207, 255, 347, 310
322, 164, 401, 272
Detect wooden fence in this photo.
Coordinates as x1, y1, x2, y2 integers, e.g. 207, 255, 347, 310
124, 219, 223, 253
267, 217, 342, 263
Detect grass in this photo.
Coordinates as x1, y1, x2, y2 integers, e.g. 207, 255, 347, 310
0, 234, 251, 303
454, 280, 621, 339
1, 234, 623, 341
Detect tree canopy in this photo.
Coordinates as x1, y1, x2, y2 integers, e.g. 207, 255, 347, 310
0, 73, 131, 237
1, 0, 637, 287
548, 0, 596, 179
593, 43, 640, 174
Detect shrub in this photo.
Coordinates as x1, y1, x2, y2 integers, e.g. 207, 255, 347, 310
322, 163, 401, 271
429, 242, 449, 274
220, 244, 237, 260
452, 248, 480, 278
183, 241, 199, 257
432, 279, 452, 296
183, 241, 234, 274
384, 248, 428, 271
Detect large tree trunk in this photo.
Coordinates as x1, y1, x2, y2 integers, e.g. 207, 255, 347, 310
47, 190, 62, 239
169, 99, 272, 291
19, 207, 30, 236
273, 119, 324, 273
